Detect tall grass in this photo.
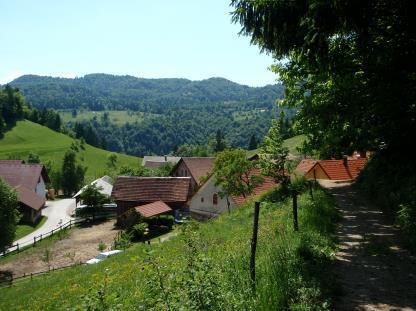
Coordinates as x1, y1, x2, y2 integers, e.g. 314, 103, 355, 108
0, 187, 338, 310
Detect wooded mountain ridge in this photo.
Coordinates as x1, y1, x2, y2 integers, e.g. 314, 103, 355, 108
6, 74, 288, 156
8, 74, 283, 111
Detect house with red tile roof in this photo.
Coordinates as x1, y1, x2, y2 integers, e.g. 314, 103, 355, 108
0, 160, 50, 223
296, 157, 367, 181
187, 169, 277, 219
135, 201, 172, 218
171, 157, 215, 193
111, 176, 192, 217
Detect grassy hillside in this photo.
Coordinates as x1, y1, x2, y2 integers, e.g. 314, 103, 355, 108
247, 134, 306, 157
58, 110, 160, 125
283, 134, 306, 155
0, 187, 338, 310
0, 120, 141, 181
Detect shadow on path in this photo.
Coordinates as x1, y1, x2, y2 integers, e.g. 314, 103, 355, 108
320, 180, 416, 311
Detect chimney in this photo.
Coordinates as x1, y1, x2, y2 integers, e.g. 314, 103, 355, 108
343, 155, 348, 166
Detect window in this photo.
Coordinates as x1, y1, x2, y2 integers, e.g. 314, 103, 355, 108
201, 197, 204, 203
213, 193, 218, 205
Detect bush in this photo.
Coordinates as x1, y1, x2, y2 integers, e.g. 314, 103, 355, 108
131, 222, 149, 240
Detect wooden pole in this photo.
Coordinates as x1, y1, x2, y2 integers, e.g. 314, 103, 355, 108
250, 201, 261, 293
309, 181, 313, 199
292, 191, 299, 231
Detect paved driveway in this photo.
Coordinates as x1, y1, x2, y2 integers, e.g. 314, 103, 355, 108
13, 199, 75, 248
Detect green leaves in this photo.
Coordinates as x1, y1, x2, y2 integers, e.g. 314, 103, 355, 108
259, 119, 289, 185
0, 178, 20, 251
213, 149, 263, 198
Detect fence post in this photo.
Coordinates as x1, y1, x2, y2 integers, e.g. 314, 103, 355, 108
250, 201, 261, 293
16, 243, 19, 253
34, 236, 36, 246
69, 219, 72, 229
51, 229, 54, 235
40, 234, 42, 241
292, 191, 299, 232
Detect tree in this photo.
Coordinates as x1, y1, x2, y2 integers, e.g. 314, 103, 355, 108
78, 184, 109, 221
0, 178, 20, 252
61, 150, 86, 196
214, 129, 227, 153
231, 0, 416, 158
259, 119, 289, 186
248, 134, 258, 150
213, 149, 263, 200
106, 153, 118, 170
27, 152, 41, 164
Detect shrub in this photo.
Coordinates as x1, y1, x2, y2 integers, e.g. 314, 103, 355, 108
131, 222, 149, 240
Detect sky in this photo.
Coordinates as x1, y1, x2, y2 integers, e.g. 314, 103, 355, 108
0, 0, 278, 87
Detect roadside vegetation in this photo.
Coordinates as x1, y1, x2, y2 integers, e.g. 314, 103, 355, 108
0, 186, 338, 310
14, 216, 47, 241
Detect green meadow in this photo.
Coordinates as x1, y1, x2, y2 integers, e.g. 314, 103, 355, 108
0, 120, 141, 181
0, 187, 339, 310
58, 110, 160, 125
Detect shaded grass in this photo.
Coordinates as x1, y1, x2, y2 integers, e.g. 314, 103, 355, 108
0, 227, 71, 265
0, 187, 338, 310
14, 216, 48, 241
0, 120, 141, 181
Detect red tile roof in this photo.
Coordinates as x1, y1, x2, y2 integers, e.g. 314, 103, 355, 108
0, 162, 50, 189
0, 160, 24, 165
15, 185, 45, 211
296, 158, 367, 180
112, 177, 191, 203
180, 157, 215, 184
135, 201, 172, 218
296, 159, 318, 174
318, 158, 367, 180
231, 169, 277, 205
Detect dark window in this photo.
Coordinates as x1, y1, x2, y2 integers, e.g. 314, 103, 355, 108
201, 197, 204, 203
213, 193, 218, 205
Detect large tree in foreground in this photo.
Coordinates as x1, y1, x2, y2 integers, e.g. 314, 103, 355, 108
231, 0, 416, 158
0, 178, 20, 251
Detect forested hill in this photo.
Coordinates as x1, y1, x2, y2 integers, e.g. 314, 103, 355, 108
9, 74, 283, 110
7, 74, 287, 156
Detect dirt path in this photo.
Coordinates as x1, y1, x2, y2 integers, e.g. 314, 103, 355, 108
0, 220, 119, 278
319, 180, 416, 310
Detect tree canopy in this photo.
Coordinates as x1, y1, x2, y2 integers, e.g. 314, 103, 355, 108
0, 178, 20, 251
231, 0, 415, 158
213, 149, 263, 199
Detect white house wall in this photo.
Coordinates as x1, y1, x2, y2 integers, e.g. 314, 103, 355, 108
35, 176, 46, 198
188, 176, 236, 218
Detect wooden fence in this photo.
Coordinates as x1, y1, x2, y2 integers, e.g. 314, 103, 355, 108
1, 212, 116, 258
0, 261, 86, 288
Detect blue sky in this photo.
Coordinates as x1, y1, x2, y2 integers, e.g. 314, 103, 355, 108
0, 0, 277, 86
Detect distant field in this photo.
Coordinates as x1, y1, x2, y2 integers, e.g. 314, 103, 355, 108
283, 134, 306, 155
0, 120, 141, 181
58, 110, 159, 125
247, 134, 306, 156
